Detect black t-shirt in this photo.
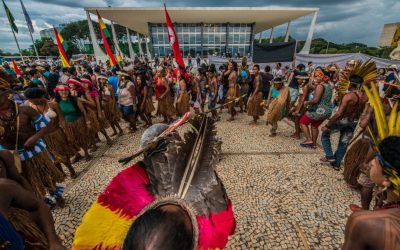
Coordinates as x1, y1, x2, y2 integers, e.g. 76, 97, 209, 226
288, 70, 299, 89
261, 72, 273, 92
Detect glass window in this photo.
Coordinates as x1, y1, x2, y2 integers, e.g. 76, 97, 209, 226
239, 34, 245, 44
215, 35, 220, 44
234, 34, 239, 44
190, 34, 195, 44
183, 34, 189, 44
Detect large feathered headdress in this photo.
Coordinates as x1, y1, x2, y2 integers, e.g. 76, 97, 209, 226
338, 59, 378, 95
73, 113, 234, 250
363, 83, 400, 195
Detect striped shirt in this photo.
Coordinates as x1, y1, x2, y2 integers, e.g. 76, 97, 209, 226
0, 114, 51, 161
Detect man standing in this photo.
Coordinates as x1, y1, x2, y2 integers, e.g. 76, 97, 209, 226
108, 68, 119, 100
247, 64, 264, 125
29, 69, 44, 88
320, 75, 367, 170
272, 63, 283, 78
261, 65, 273, 100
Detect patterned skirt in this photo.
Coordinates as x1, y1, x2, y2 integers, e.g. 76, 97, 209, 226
247, 92, 265, 117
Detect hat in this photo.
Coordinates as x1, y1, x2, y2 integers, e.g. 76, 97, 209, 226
388, 64, 398, 70
116, 70, 129, 77
272, 77, 283, 84
123, 65, 134, 72
347, 60, 356, 65
97, 75, 108, 81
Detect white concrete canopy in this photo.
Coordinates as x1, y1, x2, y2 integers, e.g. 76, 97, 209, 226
85, 7, 318, 35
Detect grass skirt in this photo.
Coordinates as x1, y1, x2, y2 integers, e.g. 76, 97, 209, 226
44, 128, 77, 164
142, 96, 155, 115
247, 92, 264, 117
225, 88, 236, 114
62, 116, 92, 150
176, 92, 190, 116
103, 99, 121, 124
8, 208, 48, 249
21, 151, 65, 197
344, 138, 370, 188
266, 87, 289, 125
158, 92, 176, 117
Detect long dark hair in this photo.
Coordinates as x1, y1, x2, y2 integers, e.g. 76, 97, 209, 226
123, 208, 193, 250
55, 91, 81, 115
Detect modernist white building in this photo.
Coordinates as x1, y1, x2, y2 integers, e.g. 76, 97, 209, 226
84, 7, 319, 61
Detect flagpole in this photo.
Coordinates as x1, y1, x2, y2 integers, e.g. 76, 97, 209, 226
11, 25, 23, 60
2, 0, 23, 60
28, 29, 39, 60
19, 0, 39, 60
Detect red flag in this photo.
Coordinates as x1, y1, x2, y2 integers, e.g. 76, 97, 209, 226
164, 4, 185, 69
11, 59, 22, 77
96, 10, 118, 66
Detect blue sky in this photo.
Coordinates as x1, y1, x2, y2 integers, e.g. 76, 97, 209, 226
0, 0, 399, 53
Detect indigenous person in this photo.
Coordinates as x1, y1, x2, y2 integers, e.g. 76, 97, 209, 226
73, 115, 236, 250
98, 75, 123, 136
225, 62, 238, 121
175, 70, 190, 117
156, 69, 175, 123
299, 68, 333, 148
80, 78, 112, 146
207, 64, 220, 120
261, 65, 273, 100
0, 77, 65, 204
54, 85, 92, 161
0, 179, 66, 250
321, 61, 375, 170
247, 64, 264, 125
190, 69, 201, 114
25, 88, 78, 179
117, 71, 138, 132
137, 74, 154, 127
265, 77, 290, 137
238, 59, 249, 113
290, 72, 310, 139
342, 86, 400, 249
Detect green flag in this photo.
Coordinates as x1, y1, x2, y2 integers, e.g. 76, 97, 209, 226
2, 0, 18, 33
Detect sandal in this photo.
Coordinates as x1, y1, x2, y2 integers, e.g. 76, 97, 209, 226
300, 142, 314, 148
320, 156, 336, 163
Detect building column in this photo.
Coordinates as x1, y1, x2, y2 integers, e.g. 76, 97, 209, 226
284, 21, 292, 42
269, 27, 274, 44
225, 23, 229, 56
86, 11, 107, 64
111, 21, 125, 59
258, 32, 262, 44
145, 36, 152, 59
126, 27, 136, 59
200, 23, 204, 58
299, 11, 318, 54
136, 32, 144, 56
250, 23, 255, 58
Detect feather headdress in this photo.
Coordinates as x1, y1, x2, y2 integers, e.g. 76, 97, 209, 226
73, 114, 235, 250
363, 83, 400, 195
338, 59, 378, 95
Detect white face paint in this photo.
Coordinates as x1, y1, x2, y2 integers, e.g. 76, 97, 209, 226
168, 27, 175, 46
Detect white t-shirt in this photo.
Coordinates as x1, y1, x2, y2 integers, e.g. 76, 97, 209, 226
118, 81, 135, 106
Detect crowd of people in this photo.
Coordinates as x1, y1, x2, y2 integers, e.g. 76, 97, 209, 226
0, 53, 399, 249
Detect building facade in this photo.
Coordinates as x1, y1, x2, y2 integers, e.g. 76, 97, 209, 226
149, 23, 254, 57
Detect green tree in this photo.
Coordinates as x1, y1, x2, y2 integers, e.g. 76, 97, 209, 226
31, 37, 59, 56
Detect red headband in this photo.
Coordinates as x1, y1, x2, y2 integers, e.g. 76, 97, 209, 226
66, 78, 82, 87
80, 78, 93, 86
54, 85, 70, 92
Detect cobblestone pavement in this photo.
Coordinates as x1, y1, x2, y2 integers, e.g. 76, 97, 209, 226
53, 112, 359, 249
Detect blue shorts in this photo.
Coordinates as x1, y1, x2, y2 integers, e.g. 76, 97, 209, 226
119, 104, 134, 118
